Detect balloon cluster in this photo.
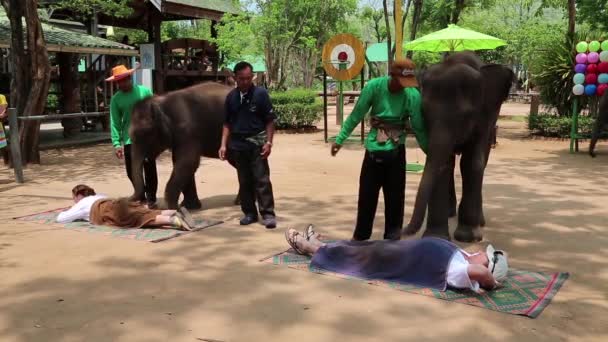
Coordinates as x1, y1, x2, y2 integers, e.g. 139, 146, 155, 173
573, 40, 608, 96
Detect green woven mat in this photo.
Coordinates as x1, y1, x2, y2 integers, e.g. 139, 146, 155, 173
261, 248, 568, 318
14, 207, 222, 243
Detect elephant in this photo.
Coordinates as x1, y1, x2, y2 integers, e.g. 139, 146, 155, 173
589, 91, 608, 157
403, 52, 514, 242
129, 82, 238, 210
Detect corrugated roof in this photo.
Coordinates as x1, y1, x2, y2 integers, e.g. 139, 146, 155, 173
0, 9, 138, 56
164, 0, 240, 15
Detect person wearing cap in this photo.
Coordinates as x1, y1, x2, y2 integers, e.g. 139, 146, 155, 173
219, 61, 277, 229
106, 65, 158, 207
331, 59, 428, 241
285, 226, 508, 292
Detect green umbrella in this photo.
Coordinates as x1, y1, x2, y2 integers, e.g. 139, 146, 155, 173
404, 24, 507, 52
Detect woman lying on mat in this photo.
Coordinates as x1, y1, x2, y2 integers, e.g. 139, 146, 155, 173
285, 227, 508, 292
56, 184, 194, 231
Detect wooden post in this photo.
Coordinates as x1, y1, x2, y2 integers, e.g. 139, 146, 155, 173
323, 69, 328, 143
395, 1, 403, 59
570, 98, 579, 154
530, 94, 540, 116
8, 108, 24, 183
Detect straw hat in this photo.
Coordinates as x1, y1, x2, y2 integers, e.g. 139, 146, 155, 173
105, 64, 136, 82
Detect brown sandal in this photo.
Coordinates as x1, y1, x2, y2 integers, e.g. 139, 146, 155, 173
285, 228, 306, 255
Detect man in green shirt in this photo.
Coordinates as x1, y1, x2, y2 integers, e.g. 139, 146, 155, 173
106, 65, 158, 206
331, 59, 428, 241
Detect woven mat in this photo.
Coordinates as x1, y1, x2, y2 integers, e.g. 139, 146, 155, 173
261, 247, 569, 318
13, 207, 223, 243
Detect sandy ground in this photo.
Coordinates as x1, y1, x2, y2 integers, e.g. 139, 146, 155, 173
0, 103, 607, 342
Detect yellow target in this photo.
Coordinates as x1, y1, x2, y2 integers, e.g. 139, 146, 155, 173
322, 34, 365, 81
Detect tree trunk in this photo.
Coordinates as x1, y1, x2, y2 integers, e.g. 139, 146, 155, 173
451, 0, 466, 24
1, 0, 51, 165
392, 0, 412, 58
58, 52, 82, 138
383, 0, 393, 66
567, 0, 576, 40
406, 0, 423, 59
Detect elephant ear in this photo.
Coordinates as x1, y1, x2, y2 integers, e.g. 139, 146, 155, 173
480, 64, 514, 105
130, 96, 171, 145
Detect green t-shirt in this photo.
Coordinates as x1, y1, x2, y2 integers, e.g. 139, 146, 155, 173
110, 84, 153, 148
335, 76, 428, 153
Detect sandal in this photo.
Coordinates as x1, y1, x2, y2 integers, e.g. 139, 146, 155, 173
304, 224, 322, 241
172, 212, 193, 231
179, 207, 196, 229
285, 228, 306, 255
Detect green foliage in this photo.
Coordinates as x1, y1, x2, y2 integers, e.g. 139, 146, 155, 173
577, 0, 608, 32
108, 28, 148, 45
528, 113, 594, 137
161, 20, 212, 42
52, 0, 132, 18
270, 89, 322, 129
213, 14, 261, 64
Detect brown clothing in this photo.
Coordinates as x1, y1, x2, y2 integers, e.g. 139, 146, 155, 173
90, 198, 161, 228
370, 116, 405, 144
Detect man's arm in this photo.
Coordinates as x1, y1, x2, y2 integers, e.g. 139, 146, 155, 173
219, 95, 232, 161
109, 97, 122, 149
407, 88, 429, 154
335, 82, 374, 145
260, 90, 276, 158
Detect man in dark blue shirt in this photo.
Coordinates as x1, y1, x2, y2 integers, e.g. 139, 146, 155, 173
219, 61, 277, 229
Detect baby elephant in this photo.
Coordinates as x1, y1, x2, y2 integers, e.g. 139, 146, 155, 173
590, 91, 608, 157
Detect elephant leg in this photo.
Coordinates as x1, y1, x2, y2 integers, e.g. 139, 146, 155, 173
165, 152, 201, 210
454, 143, 486, 242
425, 168, 451, 240
448, 155, 457, 218
180, 174, 201, 210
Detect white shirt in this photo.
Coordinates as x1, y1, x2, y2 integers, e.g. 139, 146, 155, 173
446, 250, 480, 292
56, 194, 108, 224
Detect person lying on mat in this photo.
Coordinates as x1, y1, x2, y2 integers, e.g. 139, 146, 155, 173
285, 227, 508, 292
56, 184, 194, 231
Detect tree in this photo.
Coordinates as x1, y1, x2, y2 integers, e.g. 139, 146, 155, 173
51, 0, 132, 18
1, 0, 51, 164
382, 0, 393, 65
407, 0, 424, 59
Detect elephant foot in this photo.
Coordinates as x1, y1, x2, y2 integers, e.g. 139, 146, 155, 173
454, 224, 483, 243
590, 150, 597, 158
402, 224, 422, 236
233, 193, 241, 206
180, 199, 202, 211
422, 229, 451, 241
479, 215, 486, 227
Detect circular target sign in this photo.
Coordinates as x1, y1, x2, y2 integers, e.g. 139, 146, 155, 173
322, 34, 365, 81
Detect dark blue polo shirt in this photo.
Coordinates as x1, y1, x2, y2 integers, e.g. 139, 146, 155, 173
225, 85, 276, 150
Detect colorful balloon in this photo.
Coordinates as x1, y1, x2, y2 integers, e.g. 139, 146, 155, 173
589, 52, 600, 63
575, 64, 587, 73
576, 41, 589, 53
599, 73, 608, 84
586, 73, 598, 84
573, 84, 585, 95
576, 53, 588, 64
588, 64, 599, 74
585, 84, 598, 96
589, 41, 601, 52
599, 62, 608, 73
602, 41, 608, 51
573, 73, 586, 84
600, 51, 608, 62
598, 84, 608, 96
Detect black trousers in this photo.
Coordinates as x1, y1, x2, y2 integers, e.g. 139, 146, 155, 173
230, 147, 275, 217
124, 144, 158, 202
353, 145, 406, 241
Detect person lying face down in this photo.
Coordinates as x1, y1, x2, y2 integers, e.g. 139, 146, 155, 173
56, 184, 195, 231
285, 227, 508, 292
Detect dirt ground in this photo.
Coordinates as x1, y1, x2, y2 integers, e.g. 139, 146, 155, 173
0, 103, 607, 342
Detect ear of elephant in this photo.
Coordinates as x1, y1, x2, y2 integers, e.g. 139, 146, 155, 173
480, 64, 514, 103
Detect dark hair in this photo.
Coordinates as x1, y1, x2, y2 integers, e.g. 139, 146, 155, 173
233, 61, 253, 75
72, 184, 96, 198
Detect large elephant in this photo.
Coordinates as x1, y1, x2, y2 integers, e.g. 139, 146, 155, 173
403, 52, 514, 242
590, 91, 608, 157
129, 82, 236, 210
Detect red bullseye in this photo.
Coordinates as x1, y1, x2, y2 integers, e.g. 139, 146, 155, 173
337, 51, 348, 62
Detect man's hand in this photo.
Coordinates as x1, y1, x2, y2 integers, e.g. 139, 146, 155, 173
260, 142, 272, 159
330, 143, 342, 156
219, 145, 227, 161
115, 147, 124, 160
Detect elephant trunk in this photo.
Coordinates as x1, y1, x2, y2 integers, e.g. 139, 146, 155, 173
403, 138, 453, 236
130, 144, 146, 201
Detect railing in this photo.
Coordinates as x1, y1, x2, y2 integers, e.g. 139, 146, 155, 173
6, 109, 110, 183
